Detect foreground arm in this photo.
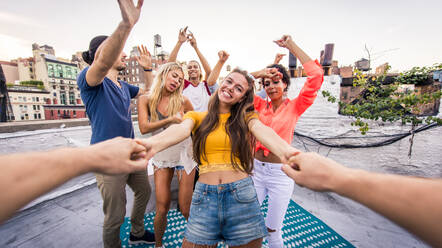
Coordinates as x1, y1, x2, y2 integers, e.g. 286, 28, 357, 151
207, 51, 229, 86
168, 27, 187, 63
0, 137, 148, 224
140, 118, 195, 159
188, 33, 212, 81
248, 118, 300, 161
282, 153, 442, 247
86, 0, 144, 86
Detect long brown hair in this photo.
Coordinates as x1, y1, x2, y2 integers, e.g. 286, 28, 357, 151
192, 68, 256, 174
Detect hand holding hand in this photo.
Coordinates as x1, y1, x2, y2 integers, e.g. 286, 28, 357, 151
218, 50, 230, 63
178, 27, 188, 44
282, 152, 349, 192
118, 0, 144, 28
274, 35, 294, 49
89, 137, 148, 175
280, 146, 301, 165
135, 45, 152, 70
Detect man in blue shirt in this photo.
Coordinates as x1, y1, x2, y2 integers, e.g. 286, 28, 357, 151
77, 0, 154, 247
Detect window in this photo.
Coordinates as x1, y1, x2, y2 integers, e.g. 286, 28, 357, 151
37, 105, 40, 110
25, 114, 29, 120
18, 96, 22, 101
33, 105, 36, 110
66, 67, 72, 79
36, 97, 39, 102
57, 64, 63, 77
60, 92, 67, 105
51, 110, 54, 116
53, 85, 56, 90
48, 64, 54, 77
57, 110, 60, 117
34, 114, 37, 119
73, 110, 76, 117
69, 93, 75, 105
21, 115, 24, 120
32, 97, 36, 102
38, 113, 41, 119
24, 105, 28, 110
136, 68, 139, 74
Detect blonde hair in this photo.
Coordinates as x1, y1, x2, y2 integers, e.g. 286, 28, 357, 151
148, 62, 184, 121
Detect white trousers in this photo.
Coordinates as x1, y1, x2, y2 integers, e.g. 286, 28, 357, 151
252, 159, 295, 248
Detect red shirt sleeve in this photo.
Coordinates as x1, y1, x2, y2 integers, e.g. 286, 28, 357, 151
293, 59, 324, 116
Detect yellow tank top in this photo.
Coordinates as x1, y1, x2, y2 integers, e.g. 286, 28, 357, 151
183, 111, 257, 174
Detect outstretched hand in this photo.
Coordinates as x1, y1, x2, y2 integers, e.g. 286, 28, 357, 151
178, 27, 188, 43
282, 152, 348, 192
218, 50, 230, 63
274, 35, 294, 49
89, 137, 148, 175
135, 45, 152, 70
118, 0, 144, 27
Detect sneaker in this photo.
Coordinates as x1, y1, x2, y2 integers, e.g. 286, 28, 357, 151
129, 230, 155, 245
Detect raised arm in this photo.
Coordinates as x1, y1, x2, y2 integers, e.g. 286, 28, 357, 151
274, 53, 286, 64
86, 0, 144, 86
137, 95, 184, 134
274, 35, 311, 64
207, 51, 229, 86
0, 137, 148, 224
135, 44, 153, 95
275, 35, 324, 114
282, 152, 442, 248
188, 33, 212, 81
248, 118, 300, 162
168, 27, 188, 63
140, 118, 195, 159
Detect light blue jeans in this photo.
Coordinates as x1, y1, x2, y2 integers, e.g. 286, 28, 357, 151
184, 177, 268, 246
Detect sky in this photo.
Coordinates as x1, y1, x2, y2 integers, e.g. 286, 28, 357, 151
1, 0, 441, 74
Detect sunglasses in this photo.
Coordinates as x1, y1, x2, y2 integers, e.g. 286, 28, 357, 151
262, 80, 281, 88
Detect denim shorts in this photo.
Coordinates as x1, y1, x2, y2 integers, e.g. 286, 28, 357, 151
184, 177, 268, 246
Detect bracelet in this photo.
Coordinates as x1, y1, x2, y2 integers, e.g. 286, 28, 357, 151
143, 68, 152, 72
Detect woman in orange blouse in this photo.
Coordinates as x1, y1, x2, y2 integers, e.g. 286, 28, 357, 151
250, 35, 324, 248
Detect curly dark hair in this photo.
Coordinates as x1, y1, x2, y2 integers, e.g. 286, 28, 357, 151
267, 64, 290, 92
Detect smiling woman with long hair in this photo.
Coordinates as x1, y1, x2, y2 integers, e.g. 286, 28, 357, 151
137, 62, 195, 248
139, 51, 300, 248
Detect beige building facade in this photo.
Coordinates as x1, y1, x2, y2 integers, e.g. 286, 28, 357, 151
8, 86, 49, 121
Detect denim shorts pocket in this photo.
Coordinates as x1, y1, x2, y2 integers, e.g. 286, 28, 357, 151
191, 191, 204, 205
233, 185, 257, 203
